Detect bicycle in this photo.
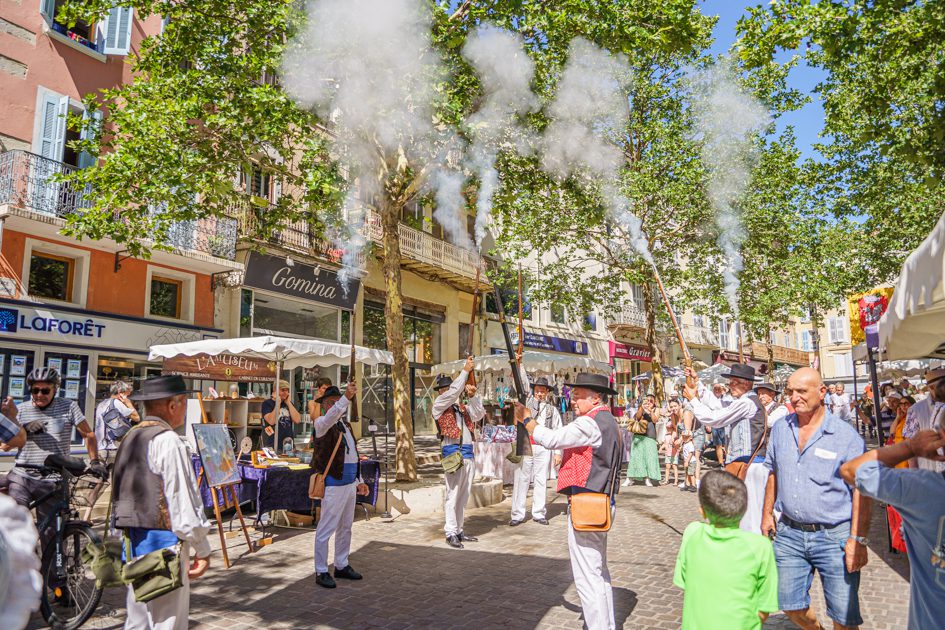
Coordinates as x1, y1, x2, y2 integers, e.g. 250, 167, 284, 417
20, 454, 106, 630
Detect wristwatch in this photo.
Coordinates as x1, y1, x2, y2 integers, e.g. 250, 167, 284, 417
849, 535, 870, 546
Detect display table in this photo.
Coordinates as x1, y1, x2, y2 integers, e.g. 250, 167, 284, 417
191, 456, 380, 525
473, 442, 516, 484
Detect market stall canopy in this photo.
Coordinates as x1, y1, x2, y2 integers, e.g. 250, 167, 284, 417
879, 210, 945, 360
697, 363, 729, 385
430, 351, 612, 377
877, 359, 942, 380
149, 335, 394, 369
632, 366, 684, 382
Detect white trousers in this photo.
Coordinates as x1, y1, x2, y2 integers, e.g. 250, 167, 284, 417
567, 515, 615, 630
739, 462, 768, 534
124, 543, 190, 630
315, 482, 357, 573
443, 458, 474, 536
511, 445, 551, 520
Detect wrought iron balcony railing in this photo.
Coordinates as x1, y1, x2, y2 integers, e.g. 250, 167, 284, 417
0, 150, 237, 260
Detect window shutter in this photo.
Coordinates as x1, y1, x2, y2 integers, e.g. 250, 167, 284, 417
40, 0, 56, 19
104, 7, 133, 55
77, 109, 102, 169
38, 93, 68, 161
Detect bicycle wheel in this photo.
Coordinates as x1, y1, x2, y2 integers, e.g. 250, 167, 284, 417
40, 523, 104, 630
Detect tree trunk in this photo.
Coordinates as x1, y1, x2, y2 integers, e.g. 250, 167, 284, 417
766, 326, 775, 376
379, 197, 418, 481
641, 282, 665, 405
810, 305, 823, 374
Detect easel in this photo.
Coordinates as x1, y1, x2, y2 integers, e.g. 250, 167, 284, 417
197, 392, 255, 568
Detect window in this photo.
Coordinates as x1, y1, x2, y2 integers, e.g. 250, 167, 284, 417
35, 89, 101, 169
629, 284, 645, 311
246, 166, 271, 200
718, 319, 729, 349
550, 303, 565, 325
584, 312, 597, 332
253, 293, 339, 340
364, 303, 441, 365
40, 1, 132, 55
693, 314, 706, 330
828, 317, 847, 344
801, 331, 813, 352
150, 276, 182, 319
28, 252, 74, 301
833, 354, 853, 377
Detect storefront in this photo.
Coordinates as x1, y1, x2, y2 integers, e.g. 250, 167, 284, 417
610, 340, 652, 406
0, 297, 222, 447
238, 251, 357, 413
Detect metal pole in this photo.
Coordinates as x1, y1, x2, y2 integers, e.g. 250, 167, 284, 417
867, 347, 885, 445
274, 361, 281, 454
851, 361, 860, 434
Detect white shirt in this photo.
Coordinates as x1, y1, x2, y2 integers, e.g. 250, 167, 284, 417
532, 412, 602, 451
145, 417, 212, 558
766, 402, 789, 428
832, 393, 851, 420
432, 370, 485, 446
688, 383, 756, 430
314, 396, 359, 465
903, 397, 945, 472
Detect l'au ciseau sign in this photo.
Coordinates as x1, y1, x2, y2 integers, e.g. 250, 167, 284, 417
243, 251, 358, 310
162, 353, 277, 383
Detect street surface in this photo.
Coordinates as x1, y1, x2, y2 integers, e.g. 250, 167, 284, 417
30, 475, 910, 629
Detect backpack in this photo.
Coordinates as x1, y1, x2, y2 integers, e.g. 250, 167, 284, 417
101, 400, 132, 442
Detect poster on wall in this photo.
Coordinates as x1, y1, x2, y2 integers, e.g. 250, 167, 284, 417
64, 380, 80, 399
9, 377, 24, 398
10, 355, 26, 376
66, 359, 81, 379
47, 357, 62, 374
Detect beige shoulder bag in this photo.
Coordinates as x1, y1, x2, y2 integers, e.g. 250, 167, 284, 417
308, 432, 344, 499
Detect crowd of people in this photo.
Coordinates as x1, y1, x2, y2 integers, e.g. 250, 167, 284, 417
1, 360, 944, 630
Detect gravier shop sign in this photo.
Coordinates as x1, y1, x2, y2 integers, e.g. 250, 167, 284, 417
243, 252, 358, 310
162, 353, 277, 382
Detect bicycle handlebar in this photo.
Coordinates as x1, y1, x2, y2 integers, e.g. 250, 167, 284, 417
17, 454, 90, 477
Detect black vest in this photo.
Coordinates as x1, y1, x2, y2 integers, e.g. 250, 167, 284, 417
746, 392, 768, 459
564, 410, 622, 496
311, 422, 359, 480
111, 422, 173, 531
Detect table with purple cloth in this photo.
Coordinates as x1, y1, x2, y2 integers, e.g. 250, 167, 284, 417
191, 455, 380, 524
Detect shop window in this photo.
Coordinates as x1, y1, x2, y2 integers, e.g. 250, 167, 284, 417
28, 252, 74, 301
550, 304, 565, 325
364, 302, 441, 365
253, 293, 339, 341
150, 276, 183, 319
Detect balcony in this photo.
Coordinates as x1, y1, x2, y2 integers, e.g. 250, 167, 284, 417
683, 324, 718, 348
747, 341, 811, 367
235, 204, 355, 265
0, 151, 239, 267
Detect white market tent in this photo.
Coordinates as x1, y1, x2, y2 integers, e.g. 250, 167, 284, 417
430, 351, 612, 377
879, 210, 945, 360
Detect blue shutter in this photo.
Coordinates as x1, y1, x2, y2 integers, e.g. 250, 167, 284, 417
40, 0, 56, 19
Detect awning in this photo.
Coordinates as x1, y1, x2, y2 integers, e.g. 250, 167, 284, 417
879, 210, 945, 360
148, 335, 394, 368
430, 351, 612, 376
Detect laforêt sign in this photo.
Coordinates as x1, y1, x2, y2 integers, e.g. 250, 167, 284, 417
243, 251, 358, 310
162, 353, 277, 383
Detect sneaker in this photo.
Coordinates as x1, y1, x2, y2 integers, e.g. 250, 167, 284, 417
644, 479, 654, 487
316, 572, 337, 589
621, 479, 631, 487
678, 482, 686, 488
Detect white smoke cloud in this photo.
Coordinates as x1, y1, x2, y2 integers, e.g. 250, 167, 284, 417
540, 38, 651, 262
431, 168, 475, 251
691, 62, 771, 318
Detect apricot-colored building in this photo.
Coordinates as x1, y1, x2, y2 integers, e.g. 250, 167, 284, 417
0, 3, 240, 429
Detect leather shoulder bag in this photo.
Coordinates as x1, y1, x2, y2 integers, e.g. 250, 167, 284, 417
308, 432, 344, 499
570, 436, 621, 533
725, 407, 769, 481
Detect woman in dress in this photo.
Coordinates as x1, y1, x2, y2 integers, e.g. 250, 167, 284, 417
624, 394, 662, 486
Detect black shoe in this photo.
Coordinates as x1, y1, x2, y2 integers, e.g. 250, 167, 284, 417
446, 534, 464, 549
509, 519, 525, 527
334, 565, 363, 580
459, 532, 478, 542
688, 486, 698, 493
533, 517, 549, 525
316, 572, 337, 589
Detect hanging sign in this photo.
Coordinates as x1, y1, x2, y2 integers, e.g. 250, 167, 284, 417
243, 252, 358, 310
162, 353, 277, 382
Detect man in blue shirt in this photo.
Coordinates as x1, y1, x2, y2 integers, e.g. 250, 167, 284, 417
840, 367, 945, 630
761, 368, 871, 630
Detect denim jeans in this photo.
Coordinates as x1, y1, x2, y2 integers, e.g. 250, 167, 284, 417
773, 519, 862, 626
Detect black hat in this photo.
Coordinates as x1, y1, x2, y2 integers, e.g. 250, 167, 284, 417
315, 386, 343, 403
530, 376, 557, 392
721, 363, 759, 382
434, 374, 454, 391
564, 373, 618, 396
754, 378, 780, 395
130, 375, 196, 401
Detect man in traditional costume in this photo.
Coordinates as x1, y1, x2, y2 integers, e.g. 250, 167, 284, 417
519, 373, 622, 630
683, 363, 769, 534
433, 356, 485, 549
510, 367, 562, 526
755, 378, 789, 428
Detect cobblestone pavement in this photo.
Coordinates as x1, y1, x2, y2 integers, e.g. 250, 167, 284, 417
30, 473, 910, 629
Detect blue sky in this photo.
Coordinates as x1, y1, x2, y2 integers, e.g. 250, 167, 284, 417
700, 0, 826, 162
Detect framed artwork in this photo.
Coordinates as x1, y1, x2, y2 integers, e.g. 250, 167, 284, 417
9, 377, 24, 398
10, 356, 26, 376
191, 423, 241, 487
66, 359, 81, 379
64, 380, 80, 399
47, 358, 62, 373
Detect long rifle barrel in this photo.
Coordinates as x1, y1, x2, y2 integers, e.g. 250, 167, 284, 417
466, 264, 482, 387
493, 286, 526, 404
650, 262, 696, 387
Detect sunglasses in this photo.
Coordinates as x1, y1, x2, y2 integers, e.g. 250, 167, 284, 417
31, 387, 52, 395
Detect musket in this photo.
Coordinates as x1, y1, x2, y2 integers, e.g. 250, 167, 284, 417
349, 309, 359, 422
650, 261, 695, 388
466, 264, 482, 387
493, 284, 526, 404
517, 267, 525, 361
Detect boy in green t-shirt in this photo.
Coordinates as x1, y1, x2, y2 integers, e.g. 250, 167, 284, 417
673, 470, 779, 629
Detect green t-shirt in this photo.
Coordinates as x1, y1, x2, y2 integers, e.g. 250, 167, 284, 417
673, 521, 779, 630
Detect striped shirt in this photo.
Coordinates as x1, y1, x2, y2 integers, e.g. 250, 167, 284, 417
14, 397, 85, 477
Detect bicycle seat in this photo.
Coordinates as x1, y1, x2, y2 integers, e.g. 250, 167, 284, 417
42, 454, 89, 476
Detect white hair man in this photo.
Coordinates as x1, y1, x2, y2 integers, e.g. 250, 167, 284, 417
903, 368, 945, 472
94, 380, 140, 465
755, 379, 788, 428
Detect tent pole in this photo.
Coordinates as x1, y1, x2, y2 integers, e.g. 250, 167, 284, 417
867, 348, 884, 445
274, 361, 281, 454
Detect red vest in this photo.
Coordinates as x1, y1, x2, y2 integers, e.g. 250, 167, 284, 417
437, 404, 474, 440
557, 406, 618, 494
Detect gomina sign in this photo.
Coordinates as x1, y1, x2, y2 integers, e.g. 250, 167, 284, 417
243, 252, 358, 310
162, 353, 277, 383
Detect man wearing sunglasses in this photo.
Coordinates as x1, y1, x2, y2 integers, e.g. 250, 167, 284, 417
4, 367, 102, 543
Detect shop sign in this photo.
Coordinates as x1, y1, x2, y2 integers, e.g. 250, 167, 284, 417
162, 353, 277, 382
609, 341, 652, 362
509, 329, 588, 355
0, 302, 215, 352
243, 252, 358, 310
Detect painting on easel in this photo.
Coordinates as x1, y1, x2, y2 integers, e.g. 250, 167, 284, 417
192, 424, 241, 487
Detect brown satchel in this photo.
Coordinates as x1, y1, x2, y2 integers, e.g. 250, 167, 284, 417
308, 433, 344, 500
570, 437, 621, 533
724, 405, 769, 481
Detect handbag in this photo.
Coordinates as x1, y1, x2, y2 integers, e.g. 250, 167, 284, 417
308, 432, 344, 499
80, 481, 126, 589
121, 538, 183, 603
725, 406, 769, 481
570, 435, 621, 533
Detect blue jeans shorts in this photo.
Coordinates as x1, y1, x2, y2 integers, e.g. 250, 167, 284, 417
711, 428, 726, 447
773, 519, 862, 626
